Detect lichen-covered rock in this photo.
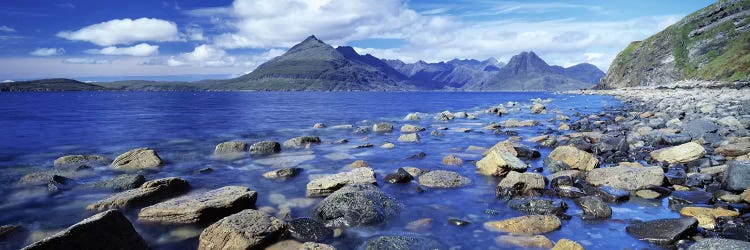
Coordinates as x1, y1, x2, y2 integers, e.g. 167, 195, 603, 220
649, 142, 706, 163
530, 103, 546, 114
314, 184, 401, 227
502, 119, 540, 127
250, 141, 281, 155
551, 239, 584, 250
138, 186, 257, 224
53, 155, 109, 169
585, 166, 664, 190
306, 167, 376, 197
688, 238, 750, 250
87, 177, 190, 211
198, 209, 287, 250
287, 218, 333, 243
21, 210, 148, 250
484, 215, 561, 235
476, 150, 527, 176
544, 146, 599, 173
111, 148, 162, 171
418, 170, 471, 188
84, 174, 146, 191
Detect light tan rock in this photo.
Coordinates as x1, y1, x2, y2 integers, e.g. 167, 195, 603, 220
544, 146, 599, 172
530, 103, 546, 114
306, 167, 376, 197
497, 171, 545, 194
496, 235, 553, 248
484, 215, 561, 235
406, 218, 433, 232
87, 177, 190, 211
347, 160, 370, 168
503, 119, 540, 127
650, 142, 706, 163
715, 143, 750, 157
586, 166, 664, 190
198, 209, 286, 250
138, 186, 257, 224
552, 239, 585, 250
397, 133, 420, 142
483, 140, 518, 156
476, 151, 527, 176
442, 154, 463, 166
400, 124, 425, 133
54, 154, 109, 169
558, 123, 570, 131
213, 141, 248, 155
111, 148, 162, 171
679, 207, 739, 229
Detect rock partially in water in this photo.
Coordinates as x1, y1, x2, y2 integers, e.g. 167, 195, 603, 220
313, 123, 326, 128
47, 175, 75, 193
551, 239, 584, 250
288, 218, 333, 243
664, 166, 687, 185
679, 206, 739, 229
585, 166, 664, 190
418, 170, 471, 188
507, 197, 567, 215
404, 113, 420, 121
484, 215, 561, 235
306, 167, 377, 197
544, 145, 599, 173
649, 142, 706, 164
635, 189, 662, 199
314, 184, 401, 227
250, 141, 282, 155
400, 124, 425, 133
496, 235, 553, 248
435, 111, 455, 121
406, 218, 433, 232
283, 136, 321, 149
441, 154, 463, 166
373, 122, 393, 133
502, 119, 540, 127
397, 133, 420, 143
84, 174, 145, 191
347, 160, 370, 168
301, 242, 336, 250
262, 168, 301, 180
384, 168, 413, 184
625, 217, 698, 245
198, 209, 286, 250
483, 140, 518, 156
213, 140, 248, 156
22, 210, 148, 250
513, 146, 541, 158
138, 186, 257, 224
111, 148, 162, 171
688, 238, 750, 250
724, 161, 750, 191
476, 151, 527, 176
574, 196, 611, 219
496, 171, 544, 197
530, 103, 546, 114
53, 154, 109, 169
589, 186, 630, 203
363, 235, 445, 250
87, 177, 190, 211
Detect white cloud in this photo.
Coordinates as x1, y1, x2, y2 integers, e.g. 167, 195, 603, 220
57, 18, 180, 46
0, 25, 14, 32
167, 44, 235, 67
85, 43, 159, 56
185, 25, 205, 41
2, 80, 14, 83
63, 58, 112, 64
30, 48, 65, 56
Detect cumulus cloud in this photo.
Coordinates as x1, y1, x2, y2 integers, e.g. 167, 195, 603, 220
0, 25, 14, 32
30, 48, 65, 56
62, 58, 112, 64
166, 44, 235, 67
57, 18, 180, 46
185, 24, 205, 41
85, 43, 159, 56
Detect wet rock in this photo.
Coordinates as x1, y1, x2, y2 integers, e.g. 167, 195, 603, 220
551, 239, 584, 250
575, 196, 611, 219
373, 123, 393, 133
288, 218, 333, 243
513, 146, 540, 158
507, 197, 567, 215
404, 113, 420, 121
496, 172, 545, 197
384, 168, 413, 184
555, 185, 586, 198
400, 124, 425, 133
314, 184, 401, 227
724, 161, 750, 191
625, 217, 698, 245
398, 133, 420, 143
530, 103, 546, 114
53, 155, 109, 169
354, 126, 371, 134
502, 119, 540, 127
408, 152, 427, 159
496, 235, 553, 248
354, 143, 374, 149
430, 130, 444, 137
688, 238, 750, 250
659, 134, 692, 146
679, 207, 739, 229
47, 175, 75, 193
313, 123, 326, 128
402, 167, 427, 177
198, 209, 286, 250
590, 186, 630, 203
585, 166, 664, 190
435, 111, 455, 121
111, 148, 162, 171
138, 186, 257, 224
484, 215, 561, 235
483, 140, 518, 156
668, 190, 713, 210
87, 177, 190, 211
559, 123, 571, 131
445, 218, 470, 227
476, 151, 527, 176
306, 167, 377, 197
442, 154, 463, 166
250, 141, 281, 155
665, 167, 687, 185
650, 142, 706, 164
635, 189, 662, 199
85, 174, 145, 191
262, 168, 301, 180
418, 170, 471, 188
283, 136, 321, 149
381, 142, 395, 149
213, 141, 248, 156
544, 145, 599, 173
22, 210, 148, 250
347, 160, 370, 168
363, 235, 445, 250
743, 187, 750, 203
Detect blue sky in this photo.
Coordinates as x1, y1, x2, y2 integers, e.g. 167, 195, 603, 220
0, 0, 714, 81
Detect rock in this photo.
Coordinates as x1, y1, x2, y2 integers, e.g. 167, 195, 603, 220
483, 140, 518, 156
418, 170, 471, 188
743, 187, 750, 203
397, 133, 420, 142
138, 186, 257, 224
502, 119, 540, 127
555, 185, 586, 198
625, 218, 698, 245
575, 196, 612, 219
636, 189, 661, 199
363, 235, 444, 250
719, 194, 742, 203
85, 174, 145, 191
430, 130, 444, 137
476, 151, 526, 176
314, 184, 400, 227
381, 142, 395, 149
558, 123, 571, 131
306, 167, 377, 197
400, 124, 425, 133
111, 148, 162, 171
288, 218, 333, 243
331, 124, 353, 129
250, 141, 282, 155
406, 218, 433, 232
384, 168, 413, 184
530, 103, 546, 114
513, 146, 541, 158
665, 167, 687, 185
301, 242, 336, 250
549, 170, 584, 180
347, 160, 370, 169
21, 210, 148, 250
283, 136, 321, 148
590, 186, 630, 203
551, 239, 584, 250
454, 111, 468, 118
435, 111, 455, 121
544, 146, 599, 173
313, 123, 326, 128
507, 197, 567, 215
353, 126, 371, 134
262, 168, 301, 179
373, 123, 393, 133
650, 142, 706, 163
447, 218, 470, 227
402, 167, 426, 177
585, 166, 664, 190
724, 161, 750, 191
213, 141, 248, 156
53, 155, 109, 169
679, 207, 739, 229
717, 116, 742, 127
404, 113, 420, 121
688, 238, 750, 250
496, 172, 545, 197
716, 143, 750, 157
660, 134, 692, 146
198, 209, 286, 250
87, 177, 190, 211
496, 235, 553, 248
47, 175, 75, 193
683, 119, 719, 139
266, 240, 302, 250
669, 190, 713, 209
354, 143, 374, 149
441, 154, 463, 166
484, 215, 561, 235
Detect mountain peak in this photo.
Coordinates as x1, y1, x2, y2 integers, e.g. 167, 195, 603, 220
501, 51, 551, 76
302, 35, 322, 43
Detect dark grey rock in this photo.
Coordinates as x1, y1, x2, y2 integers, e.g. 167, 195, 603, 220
724, 161, 750, 191
364, 235, 445, 250
198, 209, 287, 250
513, 146, 541, 158
688, 238, 750, 250
626, 218, 698, 245
21, 210, 148, 250
288, 218, 333, 243
686, 174, 712, 187
555, 186, 586, 198
665, 167, 687, 185
507, 197, 567, 215
591, 186, 630, 203
660, 134, 692, 146
47, 175, 75, 193
683, 119, 719, 139
447, 218, 470, 227
384, 168, 413, 184
250, 141, 281, 155
85, 174, 145, 191
575, 196, 612, 219
314, 184, 401, 227
668, 190, 713, 210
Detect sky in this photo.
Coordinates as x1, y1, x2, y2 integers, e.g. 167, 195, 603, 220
0, 0, 715, 82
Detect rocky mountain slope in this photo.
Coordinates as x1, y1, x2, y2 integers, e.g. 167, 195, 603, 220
0, 78, 108, 91
600, 0, 750, 88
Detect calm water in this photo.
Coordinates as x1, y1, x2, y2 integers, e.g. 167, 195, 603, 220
0, 92, 677, 249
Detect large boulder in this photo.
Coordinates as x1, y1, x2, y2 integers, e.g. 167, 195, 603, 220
22, 210, 148, 250
53, 155, 109, 169
496, 171, 545, 197
363, 235, 445, 250
198, 209, 287, 250
87, 177, 190, 211
138, 186, 257, 224
213, 141, 248, 155
306, 167, 377, 197
649, 142, 706, 163
483, 140, 518, 156
626, 218, 698, 245
314, 184, 401, 227
484, 215, 561, 235
544, 146, 599, 173
283, 136, 321, 148
476, 150, 527, 176
585, 166, 664, 190
249, 141, 282, 155
724, 161, 750, 191
111, 148, 162, 171
418, 170, 471, 188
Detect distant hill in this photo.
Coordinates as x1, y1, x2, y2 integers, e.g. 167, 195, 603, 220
0, 78, 108, 92
600, 0, 750, 88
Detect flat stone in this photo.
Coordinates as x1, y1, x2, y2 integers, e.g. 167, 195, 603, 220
502, 119, 540, 127
198, 209, 286, 250
397, 133, 420, 142
679, 207, 739, 229
544, 145, 599, 173
683, 119, 719, 139
283, 136, 321, 148
85, 174, 145, 191
476, 150, 527, 176
400, 124, 425, 133
213, 141, 248, 156
262, 168, 301, 180
306, 167, 377, 197
636, 189, 661, 199
626, 218, 698, 245
418, 170, 471, 188
507, 197, 567, 215
53, 155, 109, 169
347, 160, 370, 168
724, 161, 750, 191
483, 140, 518, 156
575, 196, 612, 219
249, 141, 281, 155
715, 143, 750, 157
111, 148, 162, 171
363, 235, 445, 250
314, 184, 401, 227
551, 239, 584, 250
21, 210, 148, 250
138, 186, 257, 224
585, 166, 664, 190
496, 235, 553, 248
484, 215, 561, 235
496, 171, 545, 197
650, 142, 706, 164
87, 177, 190, 211
688, 238, 750, 250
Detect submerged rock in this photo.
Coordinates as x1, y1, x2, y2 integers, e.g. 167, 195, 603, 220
250, 141, 282, 155
111, 148, 162, 171
314, 184, 401, 227
668, 190, 713, 209
306, 167, 377, 197
373, 122, 393, 133
649, 142, 706, 164
87, 177, 190, 211
441, 154, 463, 166
198, 209, 286, 250
138, 186, 257, 224
262, 168, 301, 180
53, 155, 109, 169
22, 210, 148, 250
85, 174, 145, 191
484, 215, 561, 235
625, 217, 698, 245
418, 170, 471, 188
363, 235, 445, 250
496, 235, 553, 248
404, 113, 420, 121
283, 136, 321, 148
585, 166, 664, 190
544, 146, 599, 173
398, 133, 420, 142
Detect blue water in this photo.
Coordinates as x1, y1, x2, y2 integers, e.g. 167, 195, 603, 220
0, 92, 677, 249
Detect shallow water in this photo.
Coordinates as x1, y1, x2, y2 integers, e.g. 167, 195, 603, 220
0, 92, 678, 249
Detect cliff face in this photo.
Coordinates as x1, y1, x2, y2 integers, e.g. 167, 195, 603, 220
601, 0, 750, 89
